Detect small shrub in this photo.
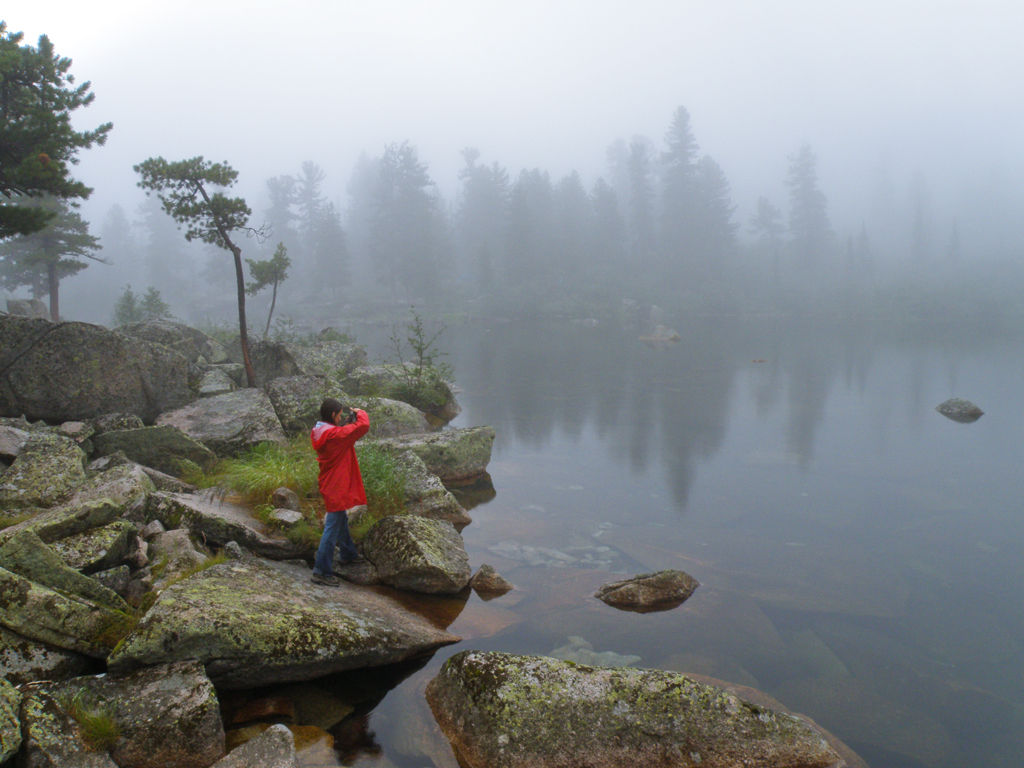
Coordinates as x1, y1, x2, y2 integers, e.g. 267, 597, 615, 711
382, 307, 455, 409
64, 689, 120, 751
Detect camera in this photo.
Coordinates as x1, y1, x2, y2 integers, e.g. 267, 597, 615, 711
342, 407, 359, 425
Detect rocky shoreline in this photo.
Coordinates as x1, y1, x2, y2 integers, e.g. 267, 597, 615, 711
1, 314, 848, 767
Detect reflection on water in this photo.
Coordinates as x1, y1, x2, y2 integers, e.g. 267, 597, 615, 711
243, 318, 1024, 768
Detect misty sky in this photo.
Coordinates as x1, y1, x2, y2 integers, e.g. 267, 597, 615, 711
7, 1, 1024, 242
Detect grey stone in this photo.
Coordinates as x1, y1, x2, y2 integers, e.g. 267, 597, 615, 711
6, 297, 50, 320
92, 424, 218, 476
22, 660, 224, 768
352, 396, 430, 437
142, 519, 167, 540
549, 635, 641, 667
376, 426, 495, 484
1, 676, 22, 763
272, 486, 301, 511
146, 492, 305, 561
213, 723, 297, 768
90, 565, 132, 599
251, 339, 367, 385
60, 461, 156, 514
263, 375, 346, 437
197, 367, 236, 397
426, 651, 842, 768
935, 397, 984, 423
0, 316, 190, 423
362, 515, 471, 594
148, 529, 211, 589
470, 564, 513, 596
117, 319, 228, 365
0, 499, 122, 546
155, 389, 287, 457
107, 558, 460, 688
0, 624, 91, 686
595, 569, 700, 613
391, 449, 471, 526
0, 432, 86, 511
0, 424, 30, 460
17, 685, 119, 767
344, 363, 460, 421
270, 509, 303, 527
51, 520, 139, 574
91, 411, 145, 434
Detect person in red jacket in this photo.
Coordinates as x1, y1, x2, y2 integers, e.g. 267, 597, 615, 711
310, 398, 370, 586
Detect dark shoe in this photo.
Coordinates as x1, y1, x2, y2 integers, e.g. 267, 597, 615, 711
339, 553, 366, 565
311, 572, 341, 587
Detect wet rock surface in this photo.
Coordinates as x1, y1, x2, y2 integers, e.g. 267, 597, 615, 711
107, 558, 460, 688
362, 516, 472, 594
595, 569, 700, 612
426, 650, 842, 768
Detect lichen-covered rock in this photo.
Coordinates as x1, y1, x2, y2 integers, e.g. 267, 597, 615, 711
91, 411, 145, 434
213, 723, 297, 768
0, 676, 22, 763
107, 558, 460, 688
95, 423, 219, 479
0, 432, 86, 511
263, 375, 346, 437
251, 339, 367, 386
0, 529, 129, 612
196, 367, 236, 397
16, 685, 119, 767
425, 651, 842, 768
117, 319, 228, 364
60, 461, 156, 513
0, 315, 191, 423
935, 397, 984, 423
344, 364, 460, 421
51, 520, 138, 575
0, 624, 91, 686
0, 498, 121, 546
377, 427, 495, 484
155, 389, 287, 457
148, 529, 211, 589
352, 396, 429, 438
470, 564, 513, 596
0, 565, 131, 657
6, 297, 49, 319
362, 516, 471, 594
595, 570, 700, 613
20, 660, 224, 768
391, 450, 471, 527
0, 423, 30, 460
146, 492, 305, 560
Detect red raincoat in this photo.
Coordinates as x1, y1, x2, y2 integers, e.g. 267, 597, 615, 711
311, 409, 370, 511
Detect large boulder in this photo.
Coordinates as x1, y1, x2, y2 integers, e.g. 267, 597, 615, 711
251, 339, 367, 385
377, 426, 495, 484
263, 375, 346, 437
92, 425, 218, 476
0, 565, 131, 658
595, 570, 700, 613
344, 364, 461, 421
107, 558, 460, 688
391, 450, 471, 526
0, 624, 91, 686
213, 724, 297, 768
146, 492, 305, 560
51, 520, 139, 575
0, 677, 21, 764
425, 651, 841, 768
6, 297, 49, 320
0, 316, 190, 423
0, 423, 30, 461
60, 461, 156, 513
18, 660, 224, 768
0, 432, 86, 511
117, 319, 229, 364
0, 529, 129, 612
0, 499, 122, 546
354, 396, 430, 438
362, 516, 471, 594
155, 389, 286, 457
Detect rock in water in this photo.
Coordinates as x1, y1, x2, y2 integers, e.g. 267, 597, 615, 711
935, 398, 984, 423
425, 650, 841, 768
595, 569, 700, 613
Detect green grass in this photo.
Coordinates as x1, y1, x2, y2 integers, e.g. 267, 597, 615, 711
212, 438, 320, 508
351, 443, 406, 539
64, 689, 120, 751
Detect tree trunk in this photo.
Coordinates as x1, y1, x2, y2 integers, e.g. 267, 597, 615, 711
48, 262, 60, 322
230, 243, 257, 387
263, 281, 278, 341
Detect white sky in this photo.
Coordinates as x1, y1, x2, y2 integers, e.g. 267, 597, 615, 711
5, 0, 1023, 239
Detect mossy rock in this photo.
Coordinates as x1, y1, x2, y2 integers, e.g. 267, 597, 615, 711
0, 432, 86, 511
362, 515, 471, 594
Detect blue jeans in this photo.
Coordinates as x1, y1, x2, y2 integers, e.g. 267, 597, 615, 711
313, 509, 359, 575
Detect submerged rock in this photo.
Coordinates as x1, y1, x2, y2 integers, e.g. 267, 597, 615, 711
107, 558, 460, 688
425, 650, 841, 768
548, 636, 641, 668
935, 397, 984, 423
595, 569, 700, 613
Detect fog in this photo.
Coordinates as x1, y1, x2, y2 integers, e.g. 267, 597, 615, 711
5, 1, 1024, 326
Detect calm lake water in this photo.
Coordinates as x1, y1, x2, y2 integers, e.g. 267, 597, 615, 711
250, 316, 1024, 768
